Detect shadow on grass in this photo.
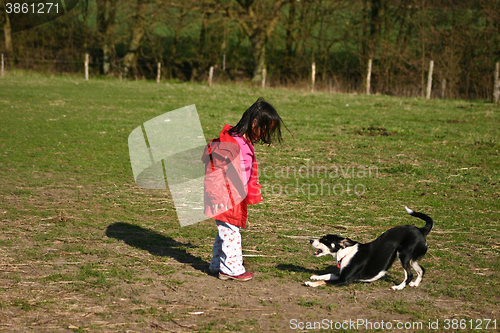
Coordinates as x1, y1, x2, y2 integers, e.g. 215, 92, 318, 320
106, 222, 209, 272
276, 264, 338, 275
277, 264, 402, 286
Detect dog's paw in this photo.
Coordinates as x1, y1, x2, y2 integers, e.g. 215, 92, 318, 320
391, 284, 406, 291
409, 281, 419, 287
309, 274, 338, 281
304, 281, 317, 287
305, 280, 326, 288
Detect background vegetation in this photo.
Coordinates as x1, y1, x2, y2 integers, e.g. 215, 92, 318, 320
1, 0, 500, 99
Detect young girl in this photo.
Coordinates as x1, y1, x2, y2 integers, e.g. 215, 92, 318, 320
202, 98, 283, 281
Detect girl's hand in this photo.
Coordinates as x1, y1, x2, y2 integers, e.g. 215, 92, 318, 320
211, 203, 226, 214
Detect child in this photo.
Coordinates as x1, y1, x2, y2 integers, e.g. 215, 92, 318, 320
202, 98, 283, 281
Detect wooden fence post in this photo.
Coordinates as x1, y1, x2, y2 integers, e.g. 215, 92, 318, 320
494, 62, 500, 103
156, 62, 161, 83
366, 59, 372, 95
426, 60, 434, 99
84, 53, 89, 81
441, 79, 446, 99
311, 62, 316, 92
262, 68, 266, 89
1, 54, 4, 77
208, 66, 214, 86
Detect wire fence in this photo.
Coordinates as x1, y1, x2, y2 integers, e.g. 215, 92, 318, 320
2, 54, 499, 102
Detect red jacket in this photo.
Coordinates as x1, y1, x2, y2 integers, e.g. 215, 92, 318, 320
202, 124, 262, 228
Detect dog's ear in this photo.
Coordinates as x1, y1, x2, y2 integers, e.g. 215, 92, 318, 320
339, 238, 356, 248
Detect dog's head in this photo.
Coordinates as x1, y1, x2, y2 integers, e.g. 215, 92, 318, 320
310, 235, 357, 257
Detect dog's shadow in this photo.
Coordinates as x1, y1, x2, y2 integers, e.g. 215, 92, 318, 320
105, 222, 208, 272
276, 264, 398, 285
276, 264, 339, 276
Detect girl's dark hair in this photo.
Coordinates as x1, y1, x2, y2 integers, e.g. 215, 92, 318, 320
228, 98, 284, 144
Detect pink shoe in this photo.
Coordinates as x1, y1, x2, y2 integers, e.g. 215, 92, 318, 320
219, 271, 253, 281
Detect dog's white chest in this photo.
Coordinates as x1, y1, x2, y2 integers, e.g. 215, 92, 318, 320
336, 244, 359, 270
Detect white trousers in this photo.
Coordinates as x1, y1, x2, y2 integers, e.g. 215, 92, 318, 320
209, 220, 245, 276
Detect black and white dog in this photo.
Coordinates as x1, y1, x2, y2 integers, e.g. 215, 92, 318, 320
305, 207, 433, 290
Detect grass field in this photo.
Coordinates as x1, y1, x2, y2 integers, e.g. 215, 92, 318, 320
0, 71, 499, 332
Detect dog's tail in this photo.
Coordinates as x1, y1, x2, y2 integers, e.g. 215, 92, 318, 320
405, 206, 434, 236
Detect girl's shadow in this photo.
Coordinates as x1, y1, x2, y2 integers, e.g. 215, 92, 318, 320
105, 222, 208, 272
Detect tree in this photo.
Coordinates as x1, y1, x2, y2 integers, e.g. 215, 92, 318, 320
0, 0, 13, 66
96, 0, 118, 75
223, 0, 288, 82
122, 0, 148, 78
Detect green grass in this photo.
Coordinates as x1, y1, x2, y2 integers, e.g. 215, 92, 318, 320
0, 70, 499, 331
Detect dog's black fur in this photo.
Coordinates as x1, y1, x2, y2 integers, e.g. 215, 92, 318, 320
305, 207, 433, 290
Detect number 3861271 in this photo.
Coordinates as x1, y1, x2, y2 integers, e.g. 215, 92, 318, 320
5, 3, 59, 14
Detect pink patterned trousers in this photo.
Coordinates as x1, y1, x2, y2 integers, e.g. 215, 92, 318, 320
209, 220, 245, 276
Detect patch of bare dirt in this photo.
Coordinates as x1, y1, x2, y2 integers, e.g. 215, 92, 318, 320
353, 126, 397, 136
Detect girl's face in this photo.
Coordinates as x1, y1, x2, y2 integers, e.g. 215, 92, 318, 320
249, 119, 276, 142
